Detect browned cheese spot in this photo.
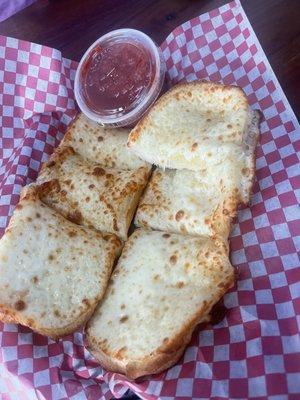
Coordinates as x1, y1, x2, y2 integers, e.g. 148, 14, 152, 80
15, 300, 26, 311
184, 262, 191, 272
67, 210, 83, 224
89, 184, 95, 189
48, 161, 56, 168
36, 213, 41, 218
93, 167, 105, 176
227, 124, 233, 128
191, 142, 198, 152
54, 309, 61, 317
120, 304, 125, 310
170, 255, 177, 265
97, 136, 104, 142
120, 315, 128, 323
32, 276, 38, 284
82, 298, 90, 307
85, 196, 90, 203
68, 230, 77, 238
48, 253, 55, 261
175, 210, 185, 221
162, 233, 170, 238
113, 219, 119, 232
176, 281, 184, 288
242, 167, 250, 176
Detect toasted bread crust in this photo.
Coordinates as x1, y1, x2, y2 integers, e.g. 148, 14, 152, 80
0, 310, 16, 324
86, 338, 186, 379
0, 300, 98, 340
243, 109, 261, 203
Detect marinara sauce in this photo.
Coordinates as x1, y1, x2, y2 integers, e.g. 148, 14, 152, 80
75, 29, 165, 127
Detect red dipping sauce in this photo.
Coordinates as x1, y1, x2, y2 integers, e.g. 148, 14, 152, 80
75, 29, 165, 127
82, 42, 154, 114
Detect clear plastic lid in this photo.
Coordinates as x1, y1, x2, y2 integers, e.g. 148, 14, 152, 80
74, 29, 165, 127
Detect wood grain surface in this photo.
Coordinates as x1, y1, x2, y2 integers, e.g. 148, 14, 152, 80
0, 0, 299, 119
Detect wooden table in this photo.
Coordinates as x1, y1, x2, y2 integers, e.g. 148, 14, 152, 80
0, 0, 299, 120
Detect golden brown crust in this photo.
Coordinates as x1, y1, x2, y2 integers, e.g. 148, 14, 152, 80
60, 114, 81, 146
125, 168, 152, 230
86, 337, 186, 380
244, 109, 261, 203
0, 309, 17, 324
0, 301, 98, 339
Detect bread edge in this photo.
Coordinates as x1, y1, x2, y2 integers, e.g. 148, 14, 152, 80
0, 301, 98, 340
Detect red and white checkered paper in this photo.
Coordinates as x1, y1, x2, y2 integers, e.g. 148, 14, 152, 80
0, 1, 299, 399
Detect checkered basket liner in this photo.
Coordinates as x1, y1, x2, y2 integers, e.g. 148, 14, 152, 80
0, 1, 299, 399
